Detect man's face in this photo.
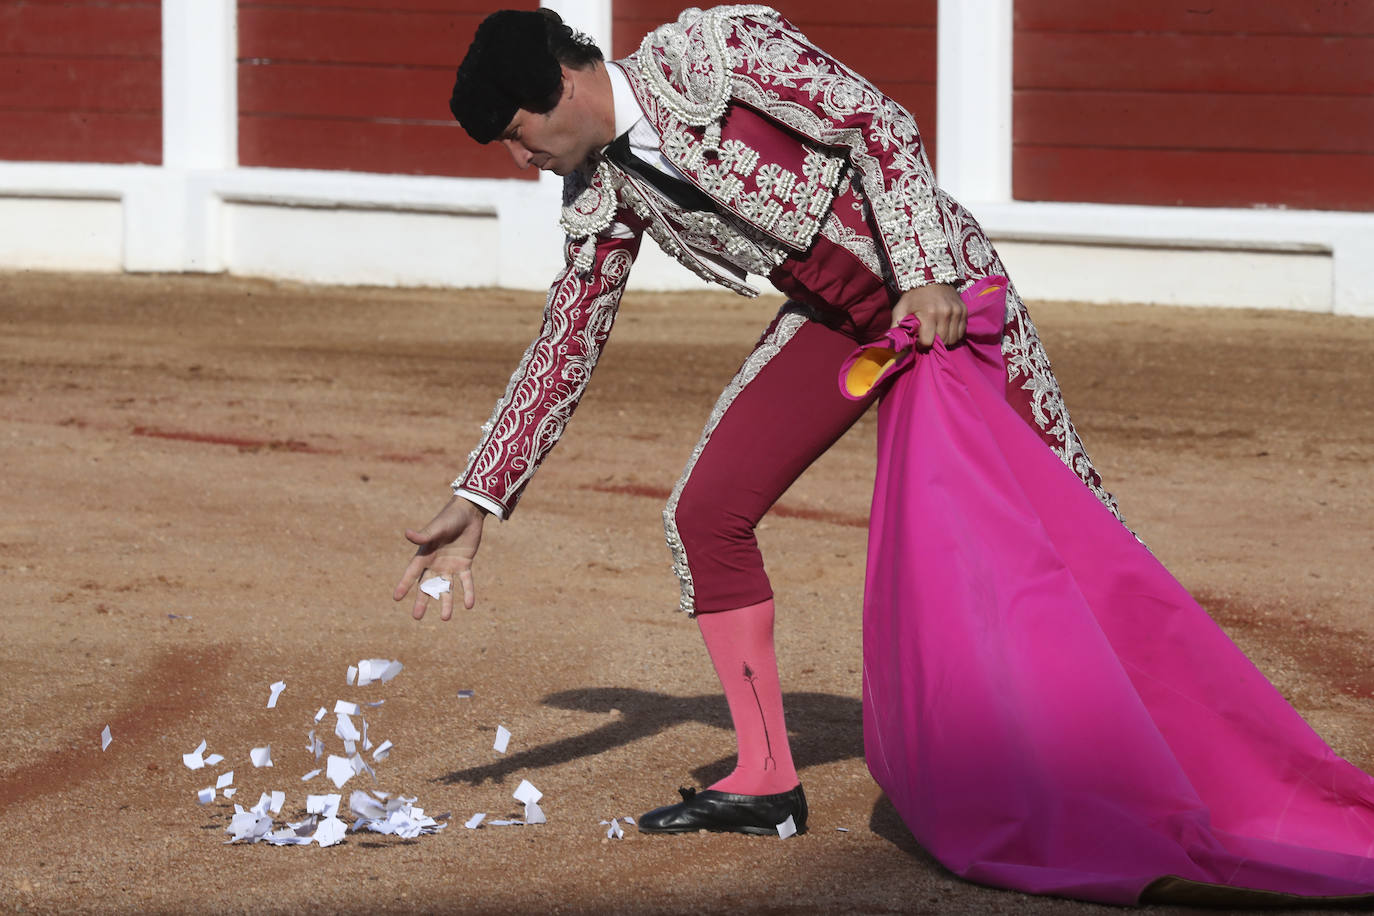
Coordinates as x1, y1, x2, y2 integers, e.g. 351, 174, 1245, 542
498, 88, 597, 177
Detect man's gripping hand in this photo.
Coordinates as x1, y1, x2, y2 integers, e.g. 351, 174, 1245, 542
891, 283, 966, 348
393, 495, 486, 621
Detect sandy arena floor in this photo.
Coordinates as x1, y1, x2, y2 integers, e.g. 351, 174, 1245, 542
2, 271, 1373, 914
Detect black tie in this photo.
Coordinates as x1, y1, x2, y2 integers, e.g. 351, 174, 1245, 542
604, 133, 715, 212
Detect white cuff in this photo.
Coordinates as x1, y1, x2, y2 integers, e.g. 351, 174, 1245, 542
452, 486, 507, 521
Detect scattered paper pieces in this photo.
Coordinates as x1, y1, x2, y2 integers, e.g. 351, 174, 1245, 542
314, 816, 348, 847
836, 827, 849, 833
464, 813, 486, 829
493, 726, 511, 754
307, 794, 341, 818
419, 577, 450, 600
777, 815, 797, 839
326, 755, 353, 790
181, 657, 446, 852
601, 818, 625, 839
356, 658, 403, 686
335, 713, 360, 743
166, 613, 192, 620
457, 690, 475, 699
226, 805, 274, 843
101, 725, 112, 751
183, 740, 208, 770
514, 780, 546, 824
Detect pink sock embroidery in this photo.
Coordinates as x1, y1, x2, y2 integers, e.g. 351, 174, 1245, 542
697, 598, 800, 795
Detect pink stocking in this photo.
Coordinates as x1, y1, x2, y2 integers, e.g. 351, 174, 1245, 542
696, 598, 800, 795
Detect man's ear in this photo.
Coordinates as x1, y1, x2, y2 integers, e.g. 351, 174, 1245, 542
559, 64, 575, 100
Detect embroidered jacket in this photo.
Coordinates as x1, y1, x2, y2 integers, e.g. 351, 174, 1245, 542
452, 6, 1116, 523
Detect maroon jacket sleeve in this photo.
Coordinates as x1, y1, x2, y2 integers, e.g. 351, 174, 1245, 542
452, 218, 643, 518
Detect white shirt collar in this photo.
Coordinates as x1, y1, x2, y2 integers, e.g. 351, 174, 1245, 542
606, 61, 644, 140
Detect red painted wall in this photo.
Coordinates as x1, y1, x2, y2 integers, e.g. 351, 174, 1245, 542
0, 0, 162, 164
611, 0, 939, 164
237, 0, 536, 179
1014, 0, 1374, 211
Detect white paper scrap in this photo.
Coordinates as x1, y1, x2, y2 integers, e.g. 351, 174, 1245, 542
836, 827, 849, 832
335, 713, 360, 742
381, 660, 403, 682
361, 718, 371, 751
325, 754, 353, 789
226, 807, 274, 843
182, 739, 207, 770
269, 790, 285, 814
457, 689, 474, 698
250, 745, 273, 768
349, 790, 387, 821
101, 725, 112, 751
513, 779, 542, 805
267, 680, 286, 709
250, 792, 272, 816
465, 813, 486, 829
197, 787, 215, 804
493, 725, 511, 754
334, 700, 359, 716
216, 770, 234, 790
223, 787, 238, 799
365, 699, 385, 707
204, 753, 224, 766
524, 802, 547, 825
624, 816, 635, 825
776, 815, 797, 839
313, 706, 327, 723
301, 768, 322, 782
346, 665, 358, 686
313, 816, 347, 847
601, 818, 624, 839
419, 577, 450, 599
343, 739, 356, 756
488, 819, 522, 826
306, 793, 341, 818
372, 739, 393, 762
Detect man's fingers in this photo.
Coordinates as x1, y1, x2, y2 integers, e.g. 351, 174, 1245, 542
404, 527, 431, 547
439, 589, 455, 622
458, 568, 476, 610
393, 553, 429, 601
410, 587, 429, 620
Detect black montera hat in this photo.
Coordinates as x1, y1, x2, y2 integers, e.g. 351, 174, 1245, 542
450, 10, 563, 144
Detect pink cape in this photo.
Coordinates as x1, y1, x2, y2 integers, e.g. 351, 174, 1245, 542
840, 276, 1374, 906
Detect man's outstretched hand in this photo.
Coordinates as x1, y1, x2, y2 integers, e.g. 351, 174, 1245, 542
891, 282, 967, 348
393, 496, 486, 621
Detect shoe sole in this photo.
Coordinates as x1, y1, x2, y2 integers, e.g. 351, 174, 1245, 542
638, 824, 808, 836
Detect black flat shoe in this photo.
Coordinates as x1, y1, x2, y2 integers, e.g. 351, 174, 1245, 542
637, 784, 808, 836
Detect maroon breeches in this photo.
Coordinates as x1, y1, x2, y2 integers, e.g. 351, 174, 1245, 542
663, 236, 893, 614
